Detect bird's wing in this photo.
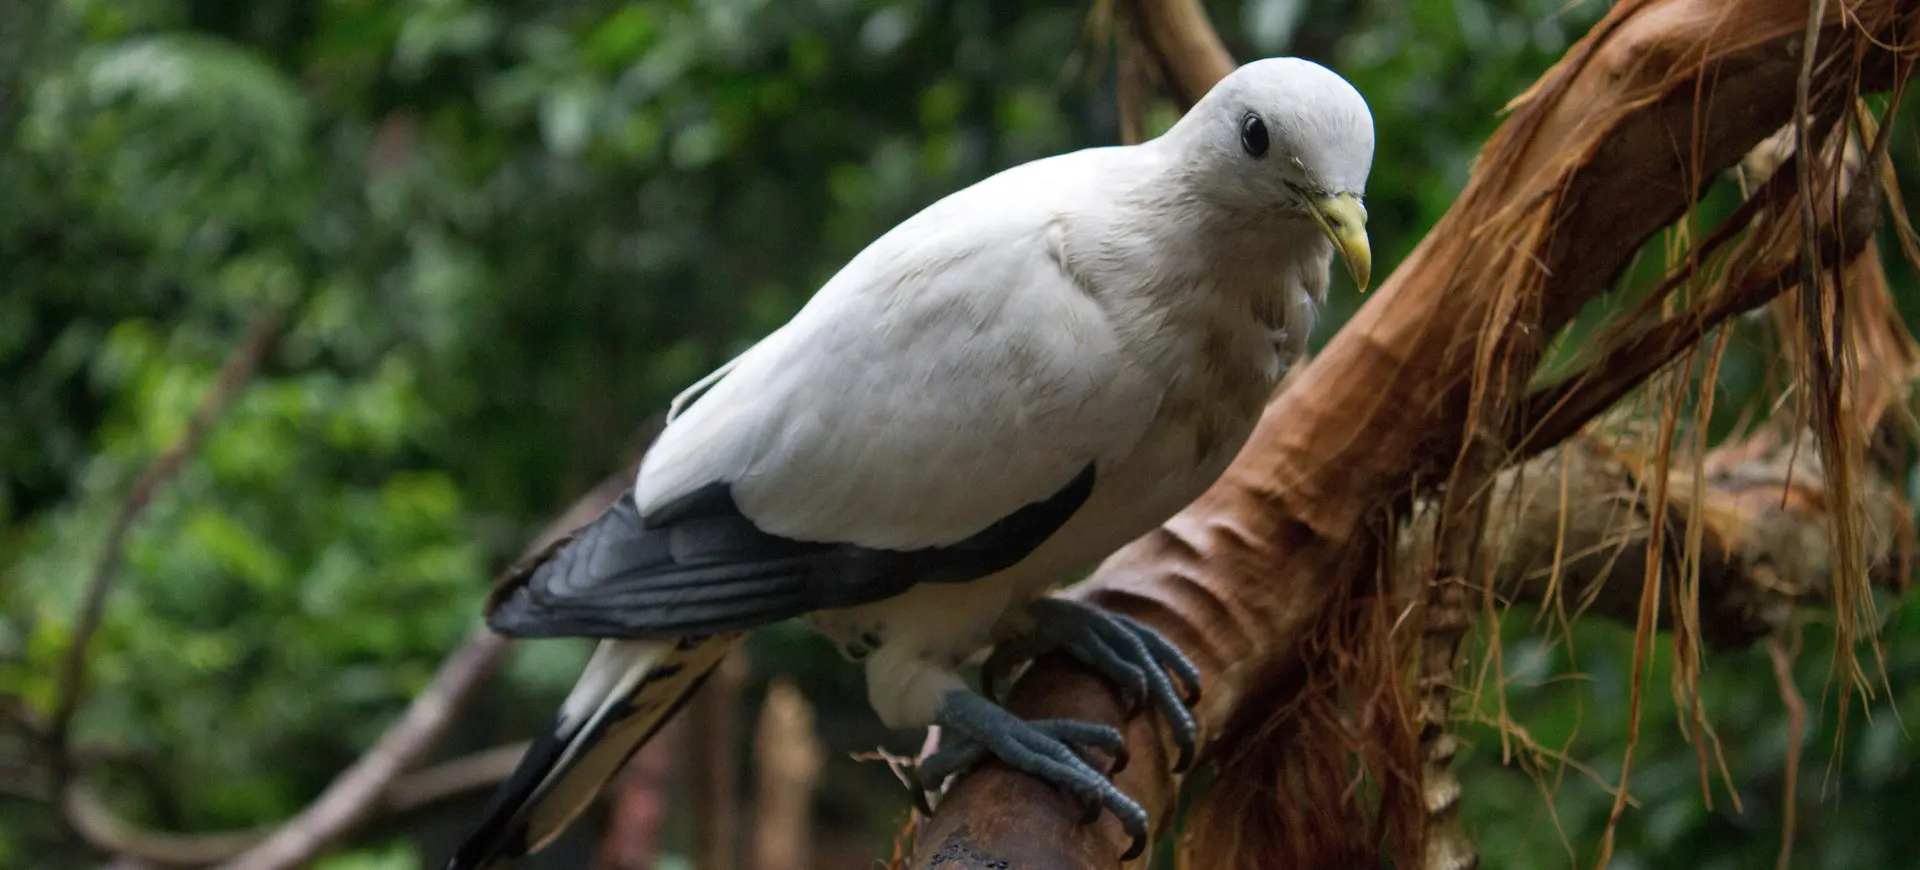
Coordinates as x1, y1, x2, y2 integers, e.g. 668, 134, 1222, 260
488, 182, 1157, 639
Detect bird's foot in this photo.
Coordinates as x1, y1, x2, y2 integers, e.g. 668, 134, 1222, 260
981, 597, 1202, 772
912, 690, 1149, 860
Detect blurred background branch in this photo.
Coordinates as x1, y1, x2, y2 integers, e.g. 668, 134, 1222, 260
4, 0, 1920, 868
48, 308, 284, 780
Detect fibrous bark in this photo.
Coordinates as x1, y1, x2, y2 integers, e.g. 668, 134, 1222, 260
912, 0, 1920, 866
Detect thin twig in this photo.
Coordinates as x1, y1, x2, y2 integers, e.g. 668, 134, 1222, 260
59, 742, 533, 865
1767, 637, 1807, 870
1795, 0, 1829, 303
209, 454, 644, 870
47, 310, 283, 776
210, 628, 510, 870
64, 783, 270, 866
381, 741, 531, 815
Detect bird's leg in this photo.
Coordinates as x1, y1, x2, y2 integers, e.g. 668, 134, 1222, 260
913, 689, 1151, 859
981, 596, 1202, 772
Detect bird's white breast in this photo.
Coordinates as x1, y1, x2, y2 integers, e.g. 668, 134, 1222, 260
799, 145, 1335, 728
822, 278, 1292, 728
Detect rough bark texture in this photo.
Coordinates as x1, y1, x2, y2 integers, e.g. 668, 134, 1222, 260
1411, 426, 1908, 650
911, 0, 1920, 865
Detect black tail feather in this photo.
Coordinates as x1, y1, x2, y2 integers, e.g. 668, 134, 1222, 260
445, 719, 571, 870
445, 654, 719, 869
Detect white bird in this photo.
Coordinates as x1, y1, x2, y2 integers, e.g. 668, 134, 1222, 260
450, 56, 1372, 868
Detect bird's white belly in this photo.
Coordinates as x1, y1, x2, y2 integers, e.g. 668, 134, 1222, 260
810, 395, 1264, 728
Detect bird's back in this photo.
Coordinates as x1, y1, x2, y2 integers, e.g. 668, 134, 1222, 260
632, 144, 1176, 546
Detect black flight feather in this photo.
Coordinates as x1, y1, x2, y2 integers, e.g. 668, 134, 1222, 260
488, 463, 1096, 639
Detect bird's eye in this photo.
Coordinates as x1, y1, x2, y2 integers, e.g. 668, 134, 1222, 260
1240, 113, 1269, 159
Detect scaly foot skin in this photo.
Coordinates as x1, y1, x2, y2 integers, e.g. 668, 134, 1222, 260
982, 597, 1202, 772
914, 690, 1150, 860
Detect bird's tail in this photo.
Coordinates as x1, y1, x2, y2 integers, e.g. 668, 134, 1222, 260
447, 634, 742, 870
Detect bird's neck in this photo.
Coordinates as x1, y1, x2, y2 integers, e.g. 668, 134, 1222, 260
1113, 187, 1325, 329
1134, 150, 1321, 297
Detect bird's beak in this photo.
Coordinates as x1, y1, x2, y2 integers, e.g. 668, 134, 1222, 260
1306, 192, 1371, 293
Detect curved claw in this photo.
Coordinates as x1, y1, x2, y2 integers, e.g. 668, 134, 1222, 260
1129, 617, 1204, 707
930, 692, 1150, 860
897, 759, 936, 816
1077, 800, 1103, 826
916, 740, 988, 794
1025, 717, 1128, 774
909, 776, 937, 817
1066, 632, 1149, 716
1072, 789, 1150, 861
978, 647, 1020, 705
1006, 598, 1204, 776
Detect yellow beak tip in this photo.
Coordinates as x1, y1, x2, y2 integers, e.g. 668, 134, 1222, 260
1342, 255, 1371, 294
1311, 191, 1372, 296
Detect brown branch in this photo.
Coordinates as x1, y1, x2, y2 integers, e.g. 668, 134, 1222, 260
59, 742, 532, 867
62, 784, 269, 868
207, 458, 642, 870
1518, 120, 1880, 458
381, 741, 531, 816
1488, 165, 1915, 642
209, 627, 509, 870
1120, 0, 1233, 109
1766, 637, 1806, 870
1395, 382, 1907, 870
48, 310, 282, 773
913, 0, 1920, 865
44, 464, 639, 868
1431, 429, 1906, 649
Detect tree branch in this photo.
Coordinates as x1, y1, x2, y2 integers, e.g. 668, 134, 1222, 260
1517, 118, 1883, 457
63, 784, 267, 868
1119, 0, 1234, 110
59, 742, 532, 866
49, 310, 282, 775
381, 742, 531, 816
913, 0, 1920, 865
1465, 125, 1910, 648
208, 627, 509, 870
206, 461, 641, 870
1412, 427, 1907, 651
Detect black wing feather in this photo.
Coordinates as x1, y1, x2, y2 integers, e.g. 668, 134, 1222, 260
488, 464, 1096, 639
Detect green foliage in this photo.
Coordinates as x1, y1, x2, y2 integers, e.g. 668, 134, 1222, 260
316, 841, 424, 870
1458, 598, 1920, 870
1, 0, 1916, 867
0, 0, 1123, 862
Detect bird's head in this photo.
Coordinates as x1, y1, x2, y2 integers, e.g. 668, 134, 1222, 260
1161, 57, 1376, 293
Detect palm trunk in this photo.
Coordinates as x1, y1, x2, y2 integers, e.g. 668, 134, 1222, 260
911, 0, 1920, 866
